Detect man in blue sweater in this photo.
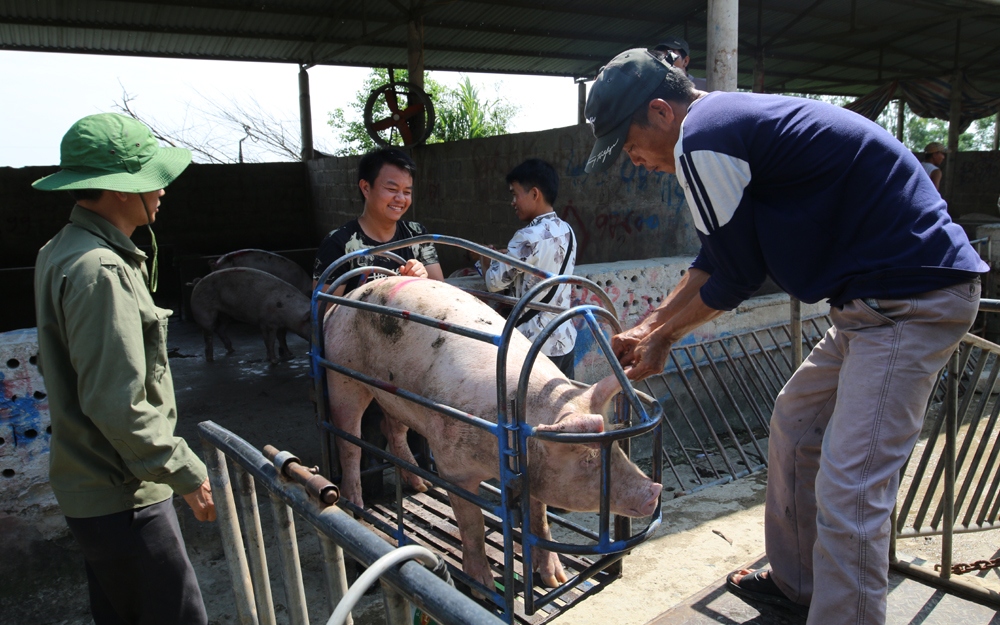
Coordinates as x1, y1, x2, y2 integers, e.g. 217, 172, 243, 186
584, 49, 987, 624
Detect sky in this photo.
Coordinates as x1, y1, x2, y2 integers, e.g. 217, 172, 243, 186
0, 50, 583, 168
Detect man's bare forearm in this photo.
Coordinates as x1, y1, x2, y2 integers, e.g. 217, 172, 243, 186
639, 268, 718, 340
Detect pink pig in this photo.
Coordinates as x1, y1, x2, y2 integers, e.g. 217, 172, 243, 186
323, 277, 662, 589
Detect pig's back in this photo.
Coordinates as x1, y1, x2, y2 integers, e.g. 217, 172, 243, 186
193, 267, 307, 324
214, 249, 312, 295
323, 277, 566, 420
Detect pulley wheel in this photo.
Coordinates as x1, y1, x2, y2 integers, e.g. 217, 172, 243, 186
363, 81, 436, 148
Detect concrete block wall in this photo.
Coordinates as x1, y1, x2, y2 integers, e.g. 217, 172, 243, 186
308, 124, 702, 275
0, 162, 315, 267
0, 329, 63, 545
452, 256, 831, 384
1, 162, 316, 331
951, 152, 1000, 220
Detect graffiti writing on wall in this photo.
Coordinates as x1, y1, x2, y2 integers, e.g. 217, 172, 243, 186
595, 210, 660, 241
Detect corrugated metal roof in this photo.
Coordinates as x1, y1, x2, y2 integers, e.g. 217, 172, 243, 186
2, 0, 1000, 96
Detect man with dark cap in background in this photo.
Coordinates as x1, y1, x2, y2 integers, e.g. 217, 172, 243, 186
652, 36, 708, 90
583, 48, 986, 625
33, 113, 215, 625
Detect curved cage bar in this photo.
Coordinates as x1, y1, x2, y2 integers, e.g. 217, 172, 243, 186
311, 237, 664, 622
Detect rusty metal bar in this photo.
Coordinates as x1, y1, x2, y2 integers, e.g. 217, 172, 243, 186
264, 445, 340, 506
232, 464, 276, 625
317, 532, 353, 625
269, 491, 309, 625
201, 443, 259, 625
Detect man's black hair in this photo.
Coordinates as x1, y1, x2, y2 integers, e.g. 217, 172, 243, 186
630, 70, 697, 128
68, 189, 104, 202
505, 158, 559, 206
357, 148, 417, 201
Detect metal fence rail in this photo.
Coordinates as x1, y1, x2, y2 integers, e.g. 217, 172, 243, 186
198, 420, 505, 625
890, 330, 1000, 608
631, 298, 1000, 608
636, 315, 832, 495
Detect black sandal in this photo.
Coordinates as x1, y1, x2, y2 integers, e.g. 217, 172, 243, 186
725, 569, 808, 615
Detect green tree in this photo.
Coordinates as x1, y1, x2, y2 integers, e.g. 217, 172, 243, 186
435, 76, 518, 143
328, 69, 518, 155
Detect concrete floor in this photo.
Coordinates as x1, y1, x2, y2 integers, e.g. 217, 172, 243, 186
8, 317, 1000, 624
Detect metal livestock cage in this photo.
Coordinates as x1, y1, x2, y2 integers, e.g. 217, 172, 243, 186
311, 235, 664, 624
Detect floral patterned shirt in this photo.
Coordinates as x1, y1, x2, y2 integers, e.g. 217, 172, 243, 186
482, 212, 577, 357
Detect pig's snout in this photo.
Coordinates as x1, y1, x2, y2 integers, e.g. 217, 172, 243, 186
621, 482, 662, 517
640, 482, 662, 516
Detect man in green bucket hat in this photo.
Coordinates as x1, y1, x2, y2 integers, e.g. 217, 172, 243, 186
33, 113, 214, 624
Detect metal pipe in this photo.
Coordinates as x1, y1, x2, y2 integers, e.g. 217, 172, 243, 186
941, 351, 959, 579
269, 492, 310, 625
201, 443, 259, 625
199, 422, 505, 625
790, 297, 803, 367
896, 98, 905, 142
264, 445, 340, 505
233, 464, 277, 625
317, 533, 353, 625
890, 559, 1000, 608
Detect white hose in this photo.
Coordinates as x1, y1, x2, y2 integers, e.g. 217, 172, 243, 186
326, 545, 443, 625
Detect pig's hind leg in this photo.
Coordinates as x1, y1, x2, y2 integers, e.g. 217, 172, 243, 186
327, 371, 375, 509
380, 416, 430, 493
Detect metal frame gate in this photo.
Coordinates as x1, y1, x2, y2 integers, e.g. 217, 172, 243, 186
198, 420, 505, 625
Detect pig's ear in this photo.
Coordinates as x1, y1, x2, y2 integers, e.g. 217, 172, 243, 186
581, 375, 623, 416
536, 412, 605, 435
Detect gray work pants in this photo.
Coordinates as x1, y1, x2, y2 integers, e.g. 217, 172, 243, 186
765, 280, 980, 625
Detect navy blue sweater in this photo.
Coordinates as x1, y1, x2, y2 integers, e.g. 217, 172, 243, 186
676, 92, 986, 310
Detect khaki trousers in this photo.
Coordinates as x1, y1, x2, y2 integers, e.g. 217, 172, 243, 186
765, 280, 980, 625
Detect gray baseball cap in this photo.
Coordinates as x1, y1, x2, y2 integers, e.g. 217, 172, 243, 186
584, 48, 672, 174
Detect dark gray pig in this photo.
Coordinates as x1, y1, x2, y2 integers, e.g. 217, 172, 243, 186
323, 276, 662, 590
213, 249, 312, 296
191, 267, 311, 363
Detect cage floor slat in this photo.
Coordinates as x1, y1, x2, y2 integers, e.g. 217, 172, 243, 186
364, 487, 618, 624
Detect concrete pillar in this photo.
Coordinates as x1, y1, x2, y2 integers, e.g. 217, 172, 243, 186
706, 0, 739, 92
578, 80, 587, 124
298, 65, 314, 161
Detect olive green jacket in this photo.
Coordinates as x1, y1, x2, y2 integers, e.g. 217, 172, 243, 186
34, 206, 206, 518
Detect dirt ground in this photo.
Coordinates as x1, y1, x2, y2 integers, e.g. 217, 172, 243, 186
8, 318, 1000, 625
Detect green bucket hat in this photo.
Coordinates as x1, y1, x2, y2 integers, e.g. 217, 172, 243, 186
32, 113, 191, 193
